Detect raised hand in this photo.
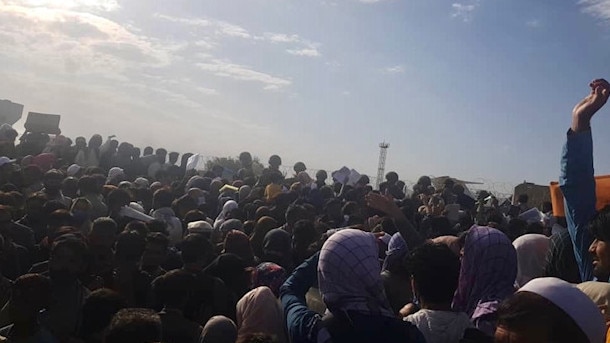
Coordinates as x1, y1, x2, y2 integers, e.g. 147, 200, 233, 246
572, 79, 610, 132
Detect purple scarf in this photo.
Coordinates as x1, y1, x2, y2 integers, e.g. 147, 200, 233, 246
453, 226, 517, 320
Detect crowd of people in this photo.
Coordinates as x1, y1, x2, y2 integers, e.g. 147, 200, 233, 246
0, 80, 607, 342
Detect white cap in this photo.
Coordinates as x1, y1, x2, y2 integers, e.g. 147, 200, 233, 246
0, 157, 15, 167
134, 177, 150, 189
67, 164, 82, 177
519, 277, 606, 343
187, 220, 213, 234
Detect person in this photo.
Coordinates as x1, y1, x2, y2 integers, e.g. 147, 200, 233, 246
236, 286, 287, 343
111, 231, 151, 307
512, 234, 550, 288
39, 170, 71, 208
544, 229, 581, 284
291, 220, 318, 266
215, 200, 239, 231
315, 170, 327, 189
224, 230, 257, 267
404, 243, 472, 343
453, 184, 475, 212
141, 232, 169, 279
104, 308, 162, 343
280, 229, 425, 343
204, 253, 252, 302
268, 155, 282, 172
381, 232, 412, 315
153, 270, 204, 343
262, 229, 293, 272
453, 226, 517, 337
79, 288, 126, 343
202, 316, 238, 343
561, 79, 610, 282
577, 281, 610, 310
147, 149, 167, 179
495, 277, 605, 343
151, 189, 182, 246
250, 217, 278, 260
74, 135, 101, 168
180, 234, 232, 323
41, 235, 90, 340
251, 262, 286, 298
0, 273, 56, 343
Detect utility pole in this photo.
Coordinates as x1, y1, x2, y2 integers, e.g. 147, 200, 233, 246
376, 142, 389, 189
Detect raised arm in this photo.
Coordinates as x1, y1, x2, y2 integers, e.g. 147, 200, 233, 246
560, 79, 610, 282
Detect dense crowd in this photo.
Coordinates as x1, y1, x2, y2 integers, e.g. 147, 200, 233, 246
0, 80, 608, 343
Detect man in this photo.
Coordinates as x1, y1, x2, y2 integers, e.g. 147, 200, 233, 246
105, 309, 162, 343
141, 232, 169, 279
147, 148, 167, 179
561, 78, 610, 282
180, 234, 232, 323
41, 235, 90, 340
40, 170, 71, 208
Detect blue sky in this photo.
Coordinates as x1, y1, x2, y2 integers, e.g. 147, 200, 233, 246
1, 0, 610, 194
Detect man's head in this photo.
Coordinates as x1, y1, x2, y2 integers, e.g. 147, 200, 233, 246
589, 206, 610, 279
152, 188, 173, 210
24, 194, 46, 220
385, 171, 399, 185
168, 152, 179, 165
155, 148, 167, 164
49, 235, 88, 284
406, 243, 460, 307
43, 169, 64, 193
115, 231, 145, 266
80, 288, 126, 339
315, 170, 327, 183
143, 146, 153, 156
107, 189, 131, 212
292, 220, 318, 254
285, 205, 309, 228
105, 308, 162, 343
9, 274, 51, 323
89, 135, 103, 149
239, 152, 253, 168
181, 233, 215, 268
152, 270, 194, 310
142, 233, 169, 269
75, 137, 87, 149
293, 162, 306, 174
268, 155, 281, 170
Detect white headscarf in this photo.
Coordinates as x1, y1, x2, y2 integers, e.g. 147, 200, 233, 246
214, 200, 238, 231
512, 234, 550, 288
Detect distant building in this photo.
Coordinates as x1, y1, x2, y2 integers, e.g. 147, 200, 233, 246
513, 182, 550, 209
0, 100, 23, 125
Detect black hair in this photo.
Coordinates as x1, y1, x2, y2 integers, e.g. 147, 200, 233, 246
80, 288, 126, 338
146, 232, 169, 251
151, 270, 194, 308
153, 188, 174, 209
590, 205, 610, 242
497, 291, 588, 342
105, 308, 161, 343
406, 243, 460, 304
91, 217, 118, 236
180, 233, 214, 264
115, 231, 145, 262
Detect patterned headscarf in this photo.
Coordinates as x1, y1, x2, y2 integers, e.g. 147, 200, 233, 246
318, 229, 394, 317
252, 262, 287, 297
382, 232, 408, 272
453, 226, 517, 320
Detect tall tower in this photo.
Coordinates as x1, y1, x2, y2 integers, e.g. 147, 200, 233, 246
376, 142, 389, 189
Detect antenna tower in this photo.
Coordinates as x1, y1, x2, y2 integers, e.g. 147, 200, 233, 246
376, 142, 389, 189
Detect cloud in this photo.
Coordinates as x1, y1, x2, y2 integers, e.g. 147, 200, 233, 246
264, 33, 300, 43
451, 2, 478, 22
1, 0, 120, 12
526, 19, 541, 28
580, 0, 610, 22
157, 14, 321, 57
154, 13, 251, 39
287, 47, 321, 57
196, 60, 291, 90
382, 65, 406, 74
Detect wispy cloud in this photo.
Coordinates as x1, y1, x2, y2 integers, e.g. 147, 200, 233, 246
155, 13, 251, 39
382, 65, 406, 74
264, 33, 300, 43
451, 2, 478, 22
287, 47, 321, 57
196, 60, 291, 90
526, 19, 542, 28
580, 0, 610, 22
